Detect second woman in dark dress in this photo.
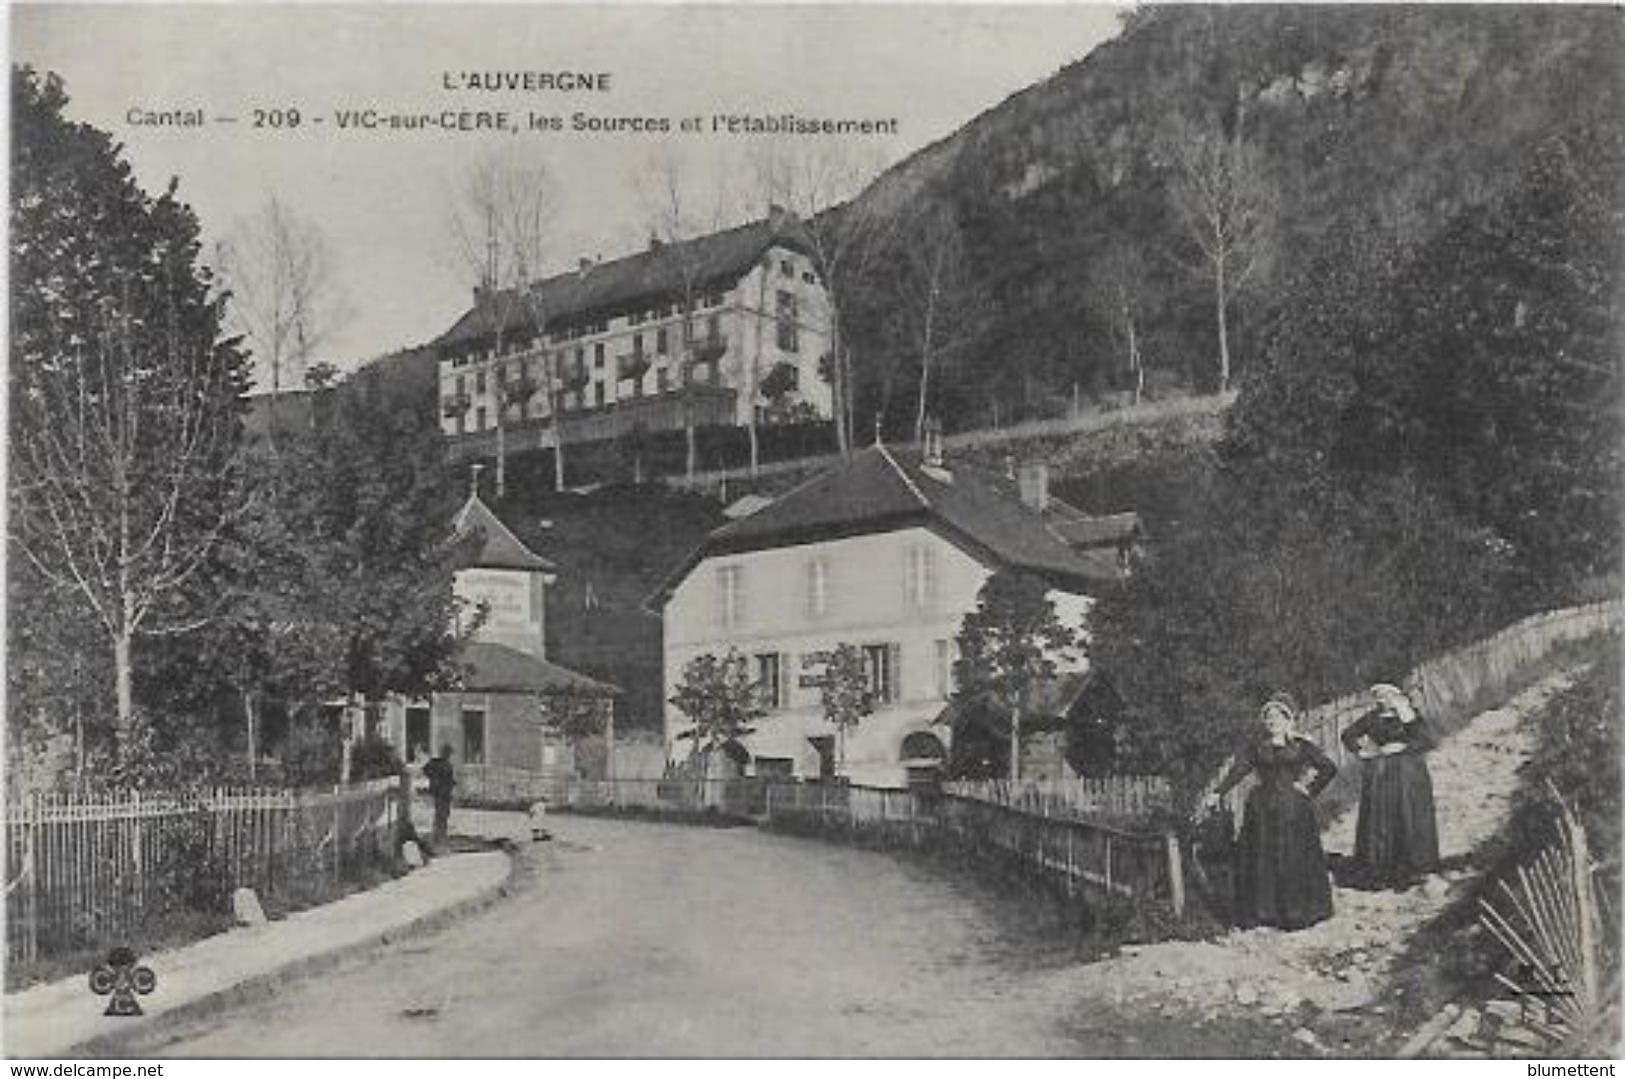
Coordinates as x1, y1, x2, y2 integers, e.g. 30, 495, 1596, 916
1207, 693, 1339, 930
1341, 682, 1440, 889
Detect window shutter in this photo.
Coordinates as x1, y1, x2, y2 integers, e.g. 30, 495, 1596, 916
889, 643, 903, 703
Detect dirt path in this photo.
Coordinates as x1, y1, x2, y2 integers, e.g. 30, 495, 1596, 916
1012, 670, 1576, 1051
140, 819, 1146, 1056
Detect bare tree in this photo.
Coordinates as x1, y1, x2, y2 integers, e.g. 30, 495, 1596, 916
1161, 114, 1273, 394
636, 150, 740, 483
447, 151, 560, 496
216, 198, 344, 445
1088, 239, 1153, 406
891, 203, 981, 443
12, 298, 250, 739
751, 141, 894, 457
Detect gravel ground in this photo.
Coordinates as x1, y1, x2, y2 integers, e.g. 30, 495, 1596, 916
1016, 671, 1578, 1052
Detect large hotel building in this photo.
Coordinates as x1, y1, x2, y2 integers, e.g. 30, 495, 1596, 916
433, 206, 834, 455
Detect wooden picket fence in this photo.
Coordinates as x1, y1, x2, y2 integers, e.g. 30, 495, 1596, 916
944, 775, 1172, 823
764, 782, 1185, 916
3, 779, 398, 967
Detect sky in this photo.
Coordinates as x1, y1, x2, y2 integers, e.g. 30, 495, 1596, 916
13, 3, 1124, 383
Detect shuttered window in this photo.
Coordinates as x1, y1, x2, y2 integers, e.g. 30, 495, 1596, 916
805, 557, 829, 619
863, 643, 901, 705
715, 565, 745, 630
904, 543, 937, 611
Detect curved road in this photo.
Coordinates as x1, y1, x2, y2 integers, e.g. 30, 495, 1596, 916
144, 816, 1252, 1057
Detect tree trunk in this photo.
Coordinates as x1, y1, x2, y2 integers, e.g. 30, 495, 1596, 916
1127, 315, 1143, 407
553, 391, 567, 492
685, 393, 697, 484
1009, 704, 1022, 782
114, 627, 134, 736
748, 418, 759, 479
244, 689, 258, 781
495, 411, 507, 500
1214, 258, 1231, 395
830, 315, 850, 458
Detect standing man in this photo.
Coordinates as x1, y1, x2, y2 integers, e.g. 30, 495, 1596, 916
424, 743, 455, 848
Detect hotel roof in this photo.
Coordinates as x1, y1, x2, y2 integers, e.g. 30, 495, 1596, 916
648, 444, 1131, 607
434, 212, 812, 353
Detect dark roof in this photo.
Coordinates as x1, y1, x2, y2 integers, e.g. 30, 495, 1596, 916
648, 445, 1129, 606
452, 493, 556, 573
434, 213, 810, 353
460, 641, 619, 695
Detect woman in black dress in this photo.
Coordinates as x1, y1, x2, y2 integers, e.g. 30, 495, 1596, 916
1341, 682, 1439, 889
1205, 693, 1339, 930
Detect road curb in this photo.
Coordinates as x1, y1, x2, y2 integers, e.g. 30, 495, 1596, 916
68, 845, 525, 1058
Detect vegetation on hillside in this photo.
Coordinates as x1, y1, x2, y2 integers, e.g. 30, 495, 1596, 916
1088, 126, 1621, 811
838, 7, 1623, 439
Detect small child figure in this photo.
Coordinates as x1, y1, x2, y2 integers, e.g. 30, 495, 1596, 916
529, 799, 553, 842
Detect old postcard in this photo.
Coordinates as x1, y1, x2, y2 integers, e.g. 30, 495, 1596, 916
5, 2, 1621, 1061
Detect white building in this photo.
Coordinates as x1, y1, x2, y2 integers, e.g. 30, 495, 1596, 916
355, 487, 617, 777
649, 434, 1137, 788
433, 207, 833, 454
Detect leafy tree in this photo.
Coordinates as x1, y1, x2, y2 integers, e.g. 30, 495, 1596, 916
668, 650, 764, 771
951, 570, 1076, 781
1228, 130, 1622, 601
9, 66, 252, 749
818, 643, 873, 777
208, 372, 475, 766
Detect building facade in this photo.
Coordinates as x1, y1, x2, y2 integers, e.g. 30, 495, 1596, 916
433, 208, 833, 454
355, 488, 617, 776
651, 440, 1133, 788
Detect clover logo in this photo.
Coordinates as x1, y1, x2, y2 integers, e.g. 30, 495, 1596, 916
89, 946, 157, 1016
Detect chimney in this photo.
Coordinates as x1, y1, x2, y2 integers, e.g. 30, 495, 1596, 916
649, 234, 665, 252
578, 257, 595, 273
1018, 462, 1050, 513
469, 462, 485, 500
1004, 454, 1017, 481
767, 202, 793, 229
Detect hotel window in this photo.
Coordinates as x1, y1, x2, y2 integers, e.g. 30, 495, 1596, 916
904, 544, 938, 610
633, 333, 644, 362
863, 643, 901, 705
805, 557, 829, 619
461, 708, 487, 765
475, 406, 487, 430
594, 342, 605, 367
934, 639, 958, 698
707, 313, 721, 344
594, 383, 606, 407
455, 374, 466, 397
715, 565, 745, 629
656, 327, 669, 355
657, 367, 670, 393
476, 370, 487, 394
495, 362, 506, 383
781, 259, 794, 278
755, 652, 788, 710
776, 291, 799, 353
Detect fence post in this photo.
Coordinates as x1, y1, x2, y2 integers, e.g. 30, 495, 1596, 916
1164, 831, 1185, 918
